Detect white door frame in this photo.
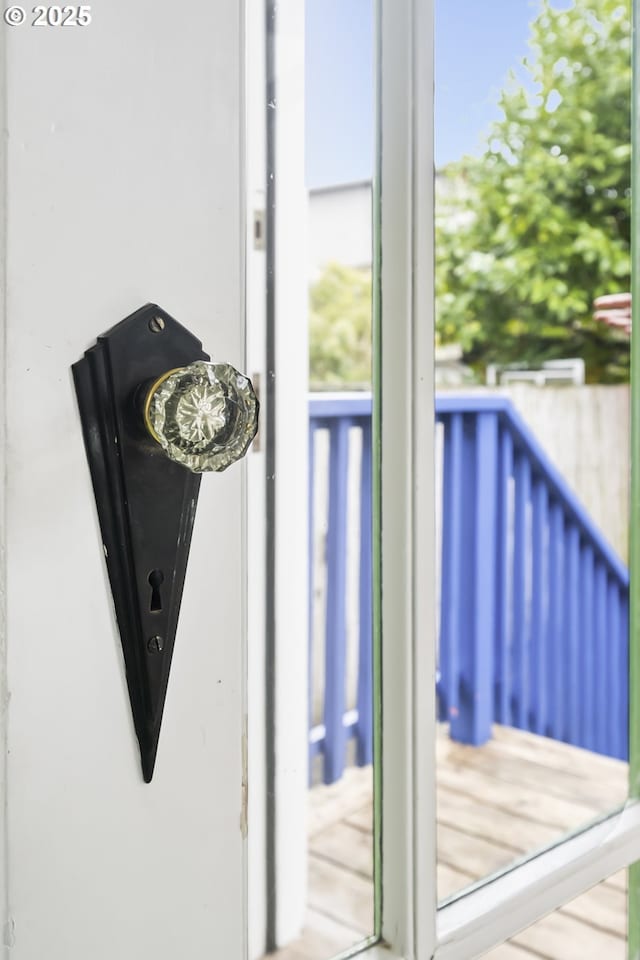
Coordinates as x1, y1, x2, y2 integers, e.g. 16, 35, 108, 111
246, 0, 309, 955
269, 0, 310, 948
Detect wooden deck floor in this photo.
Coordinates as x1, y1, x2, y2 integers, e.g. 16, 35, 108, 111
271, 725, 629, 960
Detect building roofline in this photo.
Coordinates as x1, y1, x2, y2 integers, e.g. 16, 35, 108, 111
308, 178, 372, 196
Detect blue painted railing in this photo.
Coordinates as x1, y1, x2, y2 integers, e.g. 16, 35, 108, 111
309, 394, 630, 785
309, 396, 373, 785
436, 395, 629, 760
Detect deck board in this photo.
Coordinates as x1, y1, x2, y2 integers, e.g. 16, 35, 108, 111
307, 857, 374, 932
308, 820, 373, 879
270, 725, 628, 960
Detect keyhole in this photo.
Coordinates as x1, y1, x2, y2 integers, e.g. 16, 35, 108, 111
148, 569, 164, 612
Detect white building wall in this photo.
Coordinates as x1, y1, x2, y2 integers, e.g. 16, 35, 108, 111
307, 176, 457, 279
308, 181, 373, 277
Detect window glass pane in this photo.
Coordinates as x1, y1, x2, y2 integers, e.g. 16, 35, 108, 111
484, 874, 627, 959
435, 0, 631, 902
437, 729, 628, 901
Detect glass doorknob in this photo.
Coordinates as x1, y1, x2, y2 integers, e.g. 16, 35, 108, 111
143, 360, 259, 473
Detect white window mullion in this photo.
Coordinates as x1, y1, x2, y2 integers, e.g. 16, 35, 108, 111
410, 0, 437, 953
378, 1, 437, 959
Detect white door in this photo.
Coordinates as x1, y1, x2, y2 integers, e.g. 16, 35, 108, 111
1, 3, 249, 958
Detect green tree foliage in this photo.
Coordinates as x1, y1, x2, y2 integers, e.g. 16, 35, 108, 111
436, 0, 631, 382
309, 262, 372, 387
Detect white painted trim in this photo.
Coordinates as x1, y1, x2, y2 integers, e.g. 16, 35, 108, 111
0, 8, 7, 948
273, 0, 309, 946
378, 0, 437, 958
410, 0, 437, 954
245, 0, 268, 955
436, 803, 640, 959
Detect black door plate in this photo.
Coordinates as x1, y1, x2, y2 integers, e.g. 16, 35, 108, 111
72, 304, 208, 782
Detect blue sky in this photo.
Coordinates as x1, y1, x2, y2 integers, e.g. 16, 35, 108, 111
305, 0, 573, 187
305, 0, 375, 186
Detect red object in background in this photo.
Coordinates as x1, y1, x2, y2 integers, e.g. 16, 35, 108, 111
593, 292, 632, 334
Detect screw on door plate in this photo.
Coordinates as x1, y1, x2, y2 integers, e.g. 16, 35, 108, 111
147, 635, 164, 654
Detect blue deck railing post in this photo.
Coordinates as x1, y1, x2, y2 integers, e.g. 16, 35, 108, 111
450, 411, 498, 746
548, 502, 565, 742
323, 419, 351, 784
512, 452, 532, 732
608, 580, 624, 759
308, 423, 317, 776
495, 425, 513, 727
620, 596, 629, 761
438, 413, 463, 725
594, 562, 608, 756
356, 422, 373, 766
565, 524, 580, 745
530, 480, 549, 736
580, 546, 596, 751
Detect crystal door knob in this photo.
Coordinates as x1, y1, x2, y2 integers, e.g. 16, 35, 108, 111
143, 360, 259, 473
